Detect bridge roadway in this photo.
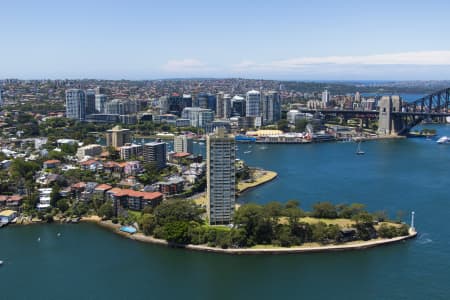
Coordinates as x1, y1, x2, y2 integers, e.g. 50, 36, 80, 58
298, 108, 450, 117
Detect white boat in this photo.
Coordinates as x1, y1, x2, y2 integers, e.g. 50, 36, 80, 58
0, 260, 3, 265
355, 141, 365, 155
244, 150, 252, 154
437, 136, 449, 144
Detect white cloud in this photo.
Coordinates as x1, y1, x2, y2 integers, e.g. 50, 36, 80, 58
232, 51, 450, 73
162, 59, 213, 73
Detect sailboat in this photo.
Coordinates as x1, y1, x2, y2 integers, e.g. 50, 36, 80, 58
355, 141, 365, 155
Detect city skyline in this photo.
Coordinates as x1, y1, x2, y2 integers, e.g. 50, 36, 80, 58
2, 0, 450, 80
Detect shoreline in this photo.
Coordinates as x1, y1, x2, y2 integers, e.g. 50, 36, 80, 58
237, 170, 278, 195
84, 217, 418, 255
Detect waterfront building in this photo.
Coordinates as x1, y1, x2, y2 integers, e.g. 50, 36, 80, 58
287, 110, 314, 124
85, 89, 96, 115
0, 210, 17, 224
143, 142, 167, 169
37, 188, 52, 209
66, 89, 86, 120
76, 144, 103, 159
261, 91, 281, 124
174, 135, 193, 154
206, 128, 236, 225
181, 107, 214, 129
95, 94, 107, 113
246, 90, 261, 117
105, 125, 132, 148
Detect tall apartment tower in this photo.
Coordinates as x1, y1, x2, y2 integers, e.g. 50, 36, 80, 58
85, 89, 96, 115
143, 142, 167, 169
0, 86, 3, 106
65, 89, 86, 121
174, 135, 194, 154
216, 92, 225, 118
105, 125, 132, 148
322, 89, 329, 106
223, 94, 232, 119
245, 90, 261, 117
206, 128, 236, 225
262, 91, 281, 124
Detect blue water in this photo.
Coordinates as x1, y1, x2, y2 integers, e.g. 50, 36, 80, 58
1, 125, 450, 299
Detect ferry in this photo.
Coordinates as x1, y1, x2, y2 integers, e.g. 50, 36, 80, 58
436, 136, 449, 144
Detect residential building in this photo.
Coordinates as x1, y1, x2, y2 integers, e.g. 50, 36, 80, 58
174, 135, 193, 154
65, 89, 86, 120
216, 92, 225, 118
76, 144, 103, 159
143, 142, 167, 169
120, 144, 142, 160
206, 128, 236, 225
246, 90, 261, 117
108, 188, 163, 216
0, 195, 23, 208
105, 125, 132, 148
156, 177, 185, 195
37, 188, 52, 209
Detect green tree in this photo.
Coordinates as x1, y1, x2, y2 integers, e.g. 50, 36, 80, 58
141, 213, 156, 236
154, 200, 203, 226
277, 119, 290, 132
295, 119, 308, 132
98, 201, 114, 220
312, 202, 338, 219
161, 221, 191, 244
56, 199, 69, 213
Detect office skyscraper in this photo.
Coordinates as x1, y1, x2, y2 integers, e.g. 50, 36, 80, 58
322, 89, 329, 106
85, 89, 96, 115
95, 94, 107, 113
245, 90, 261, 117
262, 91, 281, 124
206, 128, 236, 225
65, 89, 86, 120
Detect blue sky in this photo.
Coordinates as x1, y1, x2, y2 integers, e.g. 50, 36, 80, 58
2, 0, 450, 80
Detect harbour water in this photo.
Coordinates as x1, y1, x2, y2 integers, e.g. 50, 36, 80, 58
1, 125, 450, 299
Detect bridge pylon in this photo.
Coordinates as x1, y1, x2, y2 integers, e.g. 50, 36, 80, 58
378, 95, 402, 135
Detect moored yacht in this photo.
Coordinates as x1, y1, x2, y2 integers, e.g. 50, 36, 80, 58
437, 136, 449, 144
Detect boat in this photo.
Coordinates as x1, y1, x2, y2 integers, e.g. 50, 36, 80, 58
244, 150, 252, 154
437, 136, 449, 144
0, 260, 3, 266
355, 141, 365, 155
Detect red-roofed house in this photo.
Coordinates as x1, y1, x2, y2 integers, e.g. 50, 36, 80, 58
43, 159, 61, 169
109, 188, 163, 216
0, 195, 23, 208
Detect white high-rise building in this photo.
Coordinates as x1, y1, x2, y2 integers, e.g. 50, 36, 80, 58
174, 135, 193, 154
322, 89, 329, 106
246, 90, 261, 117
206, 128, 236, 225
65, 89, 86, 121
223, 94, 232, 119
